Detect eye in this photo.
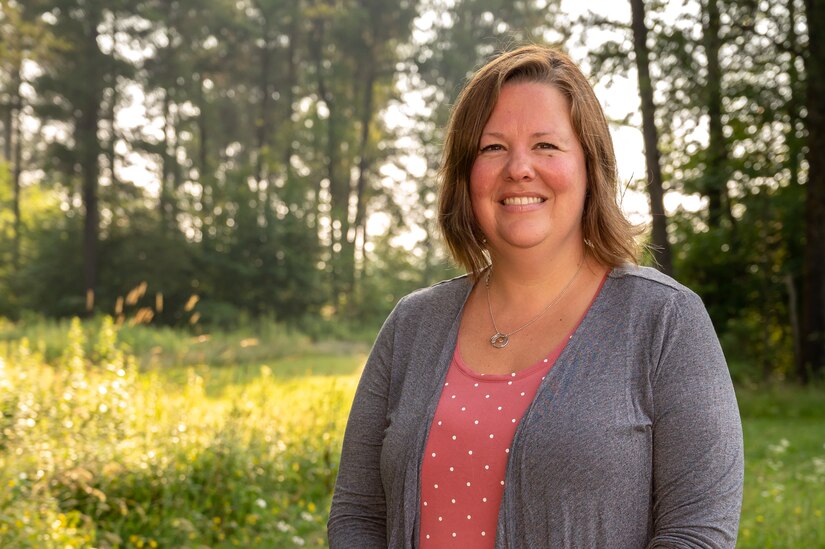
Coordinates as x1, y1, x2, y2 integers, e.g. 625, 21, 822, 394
479, 143, 504, 153
535, 142, 558, 151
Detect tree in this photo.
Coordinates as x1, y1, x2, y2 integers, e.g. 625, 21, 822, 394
801, 0, 825, 380
629, 0, 673, 275
0, 2, 57, 271
29, 0, 135, 313
586, 0, 811, 378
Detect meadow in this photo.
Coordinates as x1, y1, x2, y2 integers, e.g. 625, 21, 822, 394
1, 318, 823, 548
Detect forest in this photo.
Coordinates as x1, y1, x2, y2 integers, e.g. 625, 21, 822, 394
2, 0, 825, 547
1, 0, 824, 382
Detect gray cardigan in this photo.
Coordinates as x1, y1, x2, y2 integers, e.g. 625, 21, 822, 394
328, 266, 743, 548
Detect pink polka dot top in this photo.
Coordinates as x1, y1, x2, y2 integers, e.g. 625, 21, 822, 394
418, 339, 566, 547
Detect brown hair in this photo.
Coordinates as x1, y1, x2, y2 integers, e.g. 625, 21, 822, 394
437, 45, 640, 277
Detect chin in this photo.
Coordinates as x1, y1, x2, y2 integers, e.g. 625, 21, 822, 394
498, 234, 551, 250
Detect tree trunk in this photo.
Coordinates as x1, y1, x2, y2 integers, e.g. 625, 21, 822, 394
785, 272, 801, 374
197, 78, 210, 236
106, 13, 119, 204
786, 0, 803, 189
282, 13, 298, 201
80, 24, 102, 313
12, 88, 22, 271
310, 15, 351, 303
702, 0, 732, 228
630, 0, 673, 275
160, 86, 172, 229
352, 59, 376, 289
2, 107, 10, 165
800, 0, 825, 381
256, 13, 271, 187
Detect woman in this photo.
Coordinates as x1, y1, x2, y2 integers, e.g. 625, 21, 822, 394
328, 45, 743, 548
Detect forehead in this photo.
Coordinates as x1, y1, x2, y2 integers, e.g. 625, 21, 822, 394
481, 81, 574, 136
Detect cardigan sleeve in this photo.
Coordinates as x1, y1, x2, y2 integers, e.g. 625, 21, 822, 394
327, 299, 401, 548
647, 290, 744, 548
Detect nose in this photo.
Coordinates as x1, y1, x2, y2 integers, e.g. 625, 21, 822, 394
505, 148, 535, 181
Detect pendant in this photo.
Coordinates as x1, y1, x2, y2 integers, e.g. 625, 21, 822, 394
490, 332, 509, 348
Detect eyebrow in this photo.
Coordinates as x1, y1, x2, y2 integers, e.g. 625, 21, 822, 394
481, 131, 563, 139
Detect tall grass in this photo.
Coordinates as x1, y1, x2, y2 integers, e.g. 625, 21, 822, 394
0, 318, 823, 547
0, 317, 361, 547
0, 315, 319, 368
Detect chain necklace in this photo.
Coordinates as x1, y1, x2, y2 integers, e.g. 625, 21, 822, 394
485, 258, 585, 349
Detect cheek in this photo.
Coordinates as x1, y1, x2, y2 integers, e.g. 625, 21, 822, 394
546, 159, 588, 203
468, 162, 485, 193
468, 166, 490, 207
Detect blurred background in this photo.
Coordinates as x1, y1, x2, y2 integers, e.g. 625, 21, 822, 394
1, 0, 823, 547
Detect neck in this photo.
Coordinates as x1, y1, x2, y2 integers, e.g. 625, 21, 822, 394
486, 244, 590, 304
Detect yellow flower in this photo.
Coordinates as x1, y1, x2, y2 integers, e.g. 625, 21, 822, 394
307, 502, 317, 513
756, 515, 764, 523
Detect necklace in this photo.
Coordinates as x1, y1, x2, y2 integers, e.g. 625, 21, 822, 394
485, 258, 585, 349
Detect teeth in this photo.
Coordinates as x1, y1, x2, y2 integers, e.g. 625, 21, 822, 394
502, 196, 544, 206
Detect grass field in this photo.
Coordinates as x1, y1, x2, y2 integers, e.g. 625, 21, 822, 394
1, 318, 823, 547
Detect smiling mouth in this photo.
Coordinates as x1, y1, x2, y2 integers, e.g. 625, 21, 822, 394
501, 196, 545, 206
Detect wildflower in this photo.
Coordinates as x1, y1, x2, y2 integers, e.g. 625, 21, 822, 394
255, 498, 266, 509
291, 536, 305, 546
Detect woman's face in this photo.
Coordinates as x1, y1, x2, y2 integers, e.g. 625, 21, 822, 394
470, 81, 587, 259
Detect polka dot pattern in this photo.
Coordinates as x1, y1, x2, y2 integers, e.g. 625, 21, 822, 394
419, 344, 563, 547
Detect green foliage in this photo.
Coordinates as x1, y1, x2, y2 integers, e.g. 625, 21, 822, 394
11, 214, 85, 316
1, 0, 818, 385
737, 386, 825, 547
586, 0, 810, 380
671, 181, 805, 382
0, 319, 358, 547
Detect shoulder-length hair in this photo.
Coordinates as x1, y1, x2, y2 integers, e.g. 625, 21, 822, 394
437, 45, 640, 278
